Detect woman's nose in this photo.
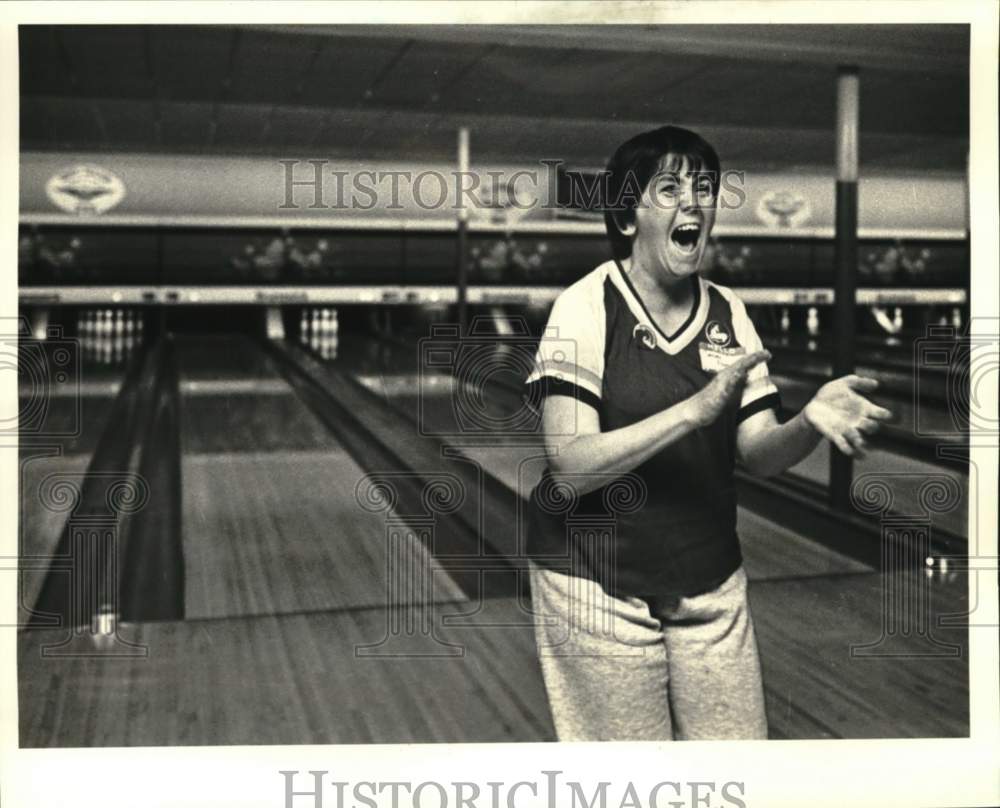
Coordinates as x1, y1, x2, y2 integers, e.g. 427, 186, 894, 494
678, 183, 697, 210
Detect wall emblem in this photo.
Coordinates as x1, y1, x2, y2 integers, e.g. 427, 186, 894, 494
46, 165, 126, 215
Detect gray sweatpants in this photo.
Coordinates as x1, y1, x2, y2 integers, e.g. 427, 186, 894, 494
528, 563, 768, 741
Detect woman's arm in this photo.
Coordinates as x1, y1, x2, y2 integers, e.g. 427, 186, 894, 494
737, 374, 894, 477
543, 350, 770, 494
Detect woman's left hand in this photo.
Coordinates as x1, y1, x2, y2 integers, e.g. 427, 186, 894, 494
802, 375, 894, 458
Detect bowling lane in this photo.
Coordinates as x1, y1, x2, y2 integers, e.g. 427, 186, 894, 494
750, 568, 968, 739
333, 333, 872, 581
784, 441, 968, 536
18, 331, 552, 747
18, 592, 553, 746
336, 331, 963, 553
176, 334, 468, 619
336, 330, 543, 487
324, 328, 966, 738
771, 371, 962, 442
18, 336, 138, 619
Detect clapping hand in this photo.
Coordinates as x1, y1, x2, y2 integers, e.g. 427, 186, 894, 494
803, 375, 893, 458
687, 350, 771, 428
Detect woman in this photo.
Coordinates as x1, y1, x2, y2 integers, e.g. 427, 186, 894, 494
525, 126, 891, 741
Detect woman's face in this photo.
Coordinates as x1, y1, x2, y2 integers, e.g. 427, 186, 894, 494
630, 154, 717, 282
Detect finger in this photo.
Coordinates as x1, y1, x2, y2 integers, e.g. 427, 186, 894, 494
845, 375, 879, 392
721, 349, 769, 374
857, 416, 880, 435
830, 433, 854, 456
864, 404, 894, 421
737, 350, 771, 373
846, 427, 868, 456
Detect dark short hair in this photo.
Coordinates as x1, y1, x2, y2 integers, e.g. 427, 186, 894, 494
603, 126, 721, 260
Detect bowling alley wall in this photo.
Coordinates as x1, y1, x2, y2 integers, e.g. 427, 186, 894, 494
19, 150, 968, 289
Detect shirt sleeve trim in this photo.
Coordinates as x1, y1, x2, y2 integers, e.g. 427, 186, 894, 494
737, 391, 782, 424
525, 376, 602, 413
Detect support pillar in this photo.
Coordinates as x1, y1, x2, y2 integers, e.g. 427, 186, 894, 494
456, 127, 470, 338
831, 66, 860, 510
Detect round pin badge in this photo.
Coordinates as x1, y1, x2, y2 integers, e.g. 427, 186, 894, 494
632, 323, 657, 350
705, 320, 731, 347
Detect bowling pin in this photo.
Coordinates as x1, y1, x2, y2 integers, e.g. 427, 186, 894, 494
76, 310, 84, 357
892, 307, 903, 333
322, 333, 339, 360
951, 307, 962, 330
95, 311, 104, 357
780, 307, 790, 334
81, 310, 92, 359
806, 307, 820, 337
92, 603, 115, 636
300, 308, 309, 342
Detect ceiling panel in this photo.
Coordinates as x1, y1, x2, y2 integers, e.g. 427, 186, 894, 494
41, 97, 106, 148
151, 26, 238, 103
256, 106, 330, 151
372, 40, 491, 109
18, 24, 969, 172
228, 29, 322, 104
859, 70, 968, 137
860, 133, 968, 171
19, 27, 67, 96
297, 36, 412, 108
159, 101, 214, 150
58, 26, 149, 97
718, 126, 833, 170
19, 97, 54, 147
657, 60, 832, 128
96, 98, 157, 148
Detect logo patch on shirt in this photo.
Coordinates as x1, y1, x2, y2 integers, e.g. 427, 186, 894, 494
632, 323, 657, 350
705, 320, 731, 347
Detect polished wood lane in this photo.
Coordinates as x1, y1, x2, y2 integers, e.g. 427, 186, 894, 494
17, 452, 91, 619
177, 335, 469, 619
18, 596, 554, 746
738, 507, 874, 581
18, 351, 130, 623
183, 449, 468, 618
751, 569, 969, 739
786, 441, 968, 537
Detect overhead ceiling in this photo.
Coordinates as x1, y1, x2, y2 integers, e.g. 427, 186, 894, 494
19, 24, 969, 171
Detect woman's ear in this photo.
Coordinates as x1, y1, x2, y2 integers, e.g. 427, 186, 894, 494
612, 212, 636, 238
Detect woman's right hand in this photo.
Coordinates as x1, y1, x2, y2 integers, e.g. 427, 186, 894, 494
684, 350, 771, 428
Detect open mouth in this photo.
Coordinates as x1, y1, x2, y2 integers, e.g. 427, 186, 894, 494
670, 222, 702, 253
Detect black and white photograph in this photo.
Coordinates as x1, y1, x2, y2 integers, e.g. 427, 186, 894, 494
2, 4, 998, 808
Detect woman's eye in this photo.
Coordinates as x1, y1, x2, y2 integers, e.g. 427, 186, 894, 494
659, 185, 679, 196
